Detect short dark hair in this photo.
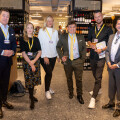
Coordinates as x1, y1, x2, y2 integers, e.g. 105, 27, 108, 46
94, 10, 102, 14
0, 9, 10, 15
68, 21, 76, 26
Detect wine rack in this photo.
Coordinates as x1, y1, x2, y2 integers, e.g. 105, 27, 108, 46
9, 10, 29, 69
73, 11, 96, 70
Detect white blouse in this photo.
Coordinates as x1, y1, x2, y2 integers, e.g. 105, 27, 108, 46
38, 27, 59, 58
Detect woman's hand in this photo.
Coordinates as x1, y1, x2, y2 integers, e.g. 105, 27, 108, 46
31, 64, 36, 72
44, 57, 49, 65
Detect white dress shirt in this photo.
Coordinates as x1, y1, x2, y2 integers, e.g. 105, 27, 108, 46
38, 27, 59, 58
111, 33, 120, 62
68, 34, 80, 59
0, 22, 9, 55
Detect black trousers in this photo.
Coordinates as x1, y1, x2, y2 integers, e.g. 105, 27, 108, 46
0, 62, 11, 108
90, 58, 105, 99
40, 57, 56, 91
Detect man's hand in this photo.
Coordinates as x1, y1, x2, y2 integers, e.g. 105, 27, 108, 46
90, 44, 96, 50
111, 64, 118, 69
107, 62, 112, 69
62, 56, 67, 62
95, 49, 102, 54
3, 50, 14, 57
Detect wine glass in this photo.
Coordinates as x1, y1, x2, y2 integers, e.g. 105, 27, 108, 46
62, 51, 68, 65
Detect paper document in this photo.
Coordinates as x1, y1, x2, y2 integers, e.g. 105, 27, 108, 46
96, 41, 106, 59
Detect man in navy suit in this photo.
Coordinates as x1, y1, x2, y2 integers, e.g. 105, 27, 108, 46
0, 9, 16, 119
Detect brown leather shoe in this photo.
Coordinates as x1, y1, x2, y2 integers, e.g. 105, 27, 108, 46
102, 103, 115, 109
0, 108, 3, 119
113, 109, 120, 117
2, 101, 14, 109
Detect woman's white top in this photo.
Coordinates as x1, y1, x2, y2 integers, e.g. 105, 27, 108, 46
38, 27, 59, 58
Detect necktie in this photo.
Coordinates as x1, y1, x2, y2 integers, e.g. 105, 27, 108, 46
70, 34, 74, 61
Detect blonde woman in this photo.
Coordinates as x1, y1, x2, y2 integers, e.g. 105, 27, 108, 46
38, 15, 59, 100
20, 22, 41, 110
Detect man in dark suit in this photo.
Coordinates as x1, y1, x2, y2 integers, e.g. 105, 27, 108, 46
56, 21, 86, 104
0, 9, 16, 119
102, 18, 120, 117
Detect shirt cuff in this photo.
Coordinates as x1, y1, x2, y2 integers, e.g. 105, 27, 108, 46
117, 64, 120, 68
1, 50, 4, 55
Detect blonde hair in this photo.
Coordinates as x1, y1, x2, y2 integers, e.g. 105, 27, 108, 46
23, 22, 34, 42
43, 15, 55, 32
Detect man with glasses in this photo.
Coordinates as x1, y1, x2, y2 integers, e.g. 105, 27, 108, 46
102, 18, 120, 117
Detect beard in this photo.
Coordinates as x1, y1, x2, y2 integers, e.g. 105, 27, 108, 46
97, 20, 103, 24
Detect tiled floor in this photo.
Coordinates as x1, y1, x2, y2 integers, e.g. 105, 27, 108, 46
2, 63, 120, 120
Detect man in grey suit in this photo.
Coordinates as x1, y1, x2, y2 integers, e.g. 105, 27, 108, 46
102, 18, 120, 117
56, 21, 86, 104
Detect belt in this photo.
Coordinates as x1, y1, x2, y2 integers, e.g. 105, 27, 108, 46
73, 57, 80, 61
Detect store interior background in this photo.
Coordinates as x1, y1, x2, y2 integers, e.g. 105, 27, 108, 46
29, 0, 120, 30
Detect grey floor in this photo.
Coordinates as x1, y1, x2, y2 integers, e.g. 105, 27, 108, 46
2, 62, 119, 120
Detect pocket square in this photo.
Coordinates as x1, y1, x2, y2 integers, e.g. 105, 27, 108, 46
79, 40, 82, 42
11, 34, 14, 36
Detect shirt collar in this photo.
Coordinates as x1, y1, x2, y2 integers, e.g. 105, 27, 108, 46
116, 32, 120, 37
0, 22, 9, 29
96, 23, 103, 30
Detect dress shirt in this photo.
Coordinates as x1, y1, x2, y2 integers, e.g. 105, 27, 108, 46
0, 23, 9, 55
38, 27, 59, 58
68, 34, 80, 59
111, 33, 120, 65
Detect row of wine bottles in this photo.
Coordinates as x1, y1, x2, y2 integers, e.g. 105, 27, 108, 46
73, 11, 95, 24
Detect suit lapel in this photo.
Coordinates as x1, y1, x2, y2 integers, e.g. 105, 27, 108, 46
109, 34, 115, 55
66, 34, 69, 53
0, 27, 5, 40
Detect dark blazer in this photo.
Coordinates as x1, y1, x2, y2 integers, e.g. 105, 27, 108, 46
106, 34, 120, 67
56, 33, 86, 63
0, 26, 17, 65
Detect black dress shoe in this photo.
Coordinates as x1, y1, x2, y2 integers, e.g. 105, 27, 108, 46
33, 96, 38, 102
0, 108, 3, 119
102, 103, 115, 109
113, 109, 120, 117
77, 96, 84, 104
2, 101, 14, 109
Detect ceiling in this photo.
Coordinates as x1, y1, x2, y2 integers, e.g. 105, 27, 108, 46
29, 0, 120, 25
29, 0, 70, 21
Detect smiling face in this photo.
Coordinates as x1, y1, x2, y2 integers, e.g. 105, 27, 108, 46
94, 12, 103, 24
0, 11, 10, 26
67, 24, 76, 34
46, 17, 54, 28
26, 23, 34, 35
116, 20, 120, 32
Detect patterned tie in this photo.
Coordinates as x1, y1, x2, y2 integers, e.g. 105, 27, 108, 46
70, 34, 74, 61
114, 36, 120, 44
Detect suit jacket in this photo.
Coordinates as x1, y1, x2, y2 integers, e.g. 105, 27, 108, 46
56, 33, 86, 63
106, 34, 120, 67
0, 26, 17, 66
